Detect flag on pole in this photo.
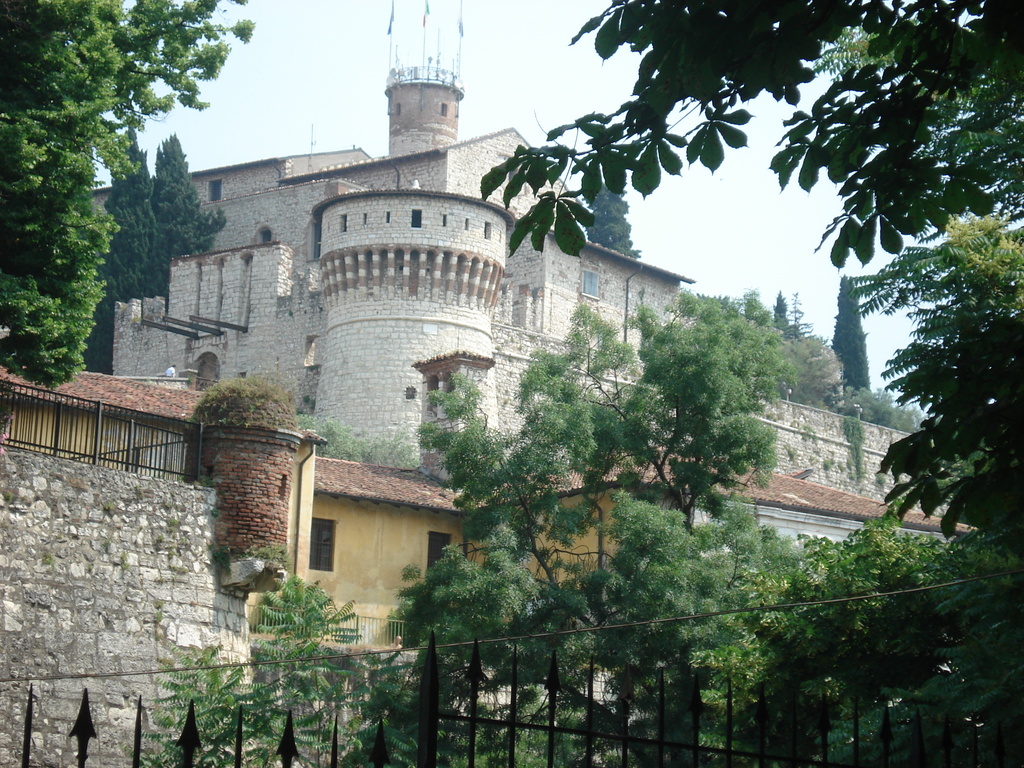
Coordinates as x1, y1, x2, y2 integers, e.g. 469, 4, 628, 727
387, 0, 394, 35
458, 0, 464, 37
423, 0, 430, 28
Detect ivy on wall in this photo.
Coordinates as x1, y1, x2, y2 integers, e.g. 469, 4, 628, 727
843, 415, 865, 480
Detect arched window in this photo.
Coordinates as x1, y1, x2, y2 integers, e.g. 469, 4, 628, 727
259, 227, 273, 243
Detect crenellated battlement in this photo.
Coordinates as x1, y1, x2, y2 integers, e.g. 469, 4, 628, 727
321, 248, 503, 309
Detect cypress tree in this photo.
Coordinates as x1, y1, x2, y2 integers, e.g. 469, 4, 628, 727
832, 276, 870, 391
150, 135, 225, 296
587, 188, 641, 258
773, 292, 789, 333
84, 131, 155, 373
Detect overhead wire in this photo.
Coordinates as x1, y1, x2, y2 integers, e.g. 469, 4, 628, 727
1, 566, 1021, 686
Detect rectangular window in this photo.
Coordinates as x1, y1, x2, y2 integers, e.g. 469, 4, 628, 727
209, 179, 223, 202
411, 209, 423, 228
363, 213, 368, 225
309, 518, 335, 571
582, 269, 600, 298
386, 211, 392, 224
484, 222, 492, 240
341, 214, 348, 233
442, 214, 448, 227
427, 531, 452, 568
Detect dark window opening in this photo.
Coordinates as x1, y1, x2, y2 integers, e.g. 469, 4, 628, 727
386, 211, 391, 224
309, 518, 335, 571
209, 179, 222, 201
363, 213, 368, 225
411, 209, 422, 228
428, 531, 452, 568
440, 103, 448, 117
464, 218, 470, 231
484, 222, 492, 240
259, 228, 272, 243
341, 214, 348, 233
313, 219, 322, 260
442, 214, 448, 227
394, 102, 401, 116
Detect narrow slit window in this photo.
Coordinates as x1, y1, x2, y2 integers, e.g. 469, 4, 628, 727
341, 214, 348, 233
386, 211, 391, 224
484, 222, 492, 240
440, 103, 448, 117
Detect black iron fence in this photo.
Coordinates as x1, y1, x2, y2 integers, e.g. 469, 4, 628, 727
10, 635, 1013, 767
0, 380, 201, 481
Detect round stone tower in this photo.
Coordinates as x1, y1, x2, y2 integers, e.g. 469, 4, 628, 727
386, 66, 465, 156
314, 189, 512, 439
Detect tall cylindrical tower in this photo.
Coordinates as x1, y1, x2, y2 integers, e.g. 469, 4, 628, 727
385, 66, 465, 156
314, 190, 512, 439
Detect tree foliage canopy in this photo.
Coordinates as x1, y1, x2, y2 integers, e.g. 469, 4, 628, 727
151, 134, 226, 289
481, 0, 1024, 266
858, 218, 1024, 534
0, 0, 251, 386
833, 276, 871, 391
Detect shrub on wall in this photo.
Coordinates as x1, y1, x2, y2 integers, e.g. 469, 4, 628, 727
192, 377, 297, 431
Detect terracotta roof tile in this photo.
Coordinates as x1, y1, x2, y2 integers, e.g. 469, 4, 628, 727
56, 374, 202, 420
314, 457, 459, 513
2, 369, 201, 420
739, 472, 951, 533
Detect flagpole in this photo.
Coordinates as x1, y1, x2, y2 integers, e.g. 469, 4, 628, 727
421, 1, 428, 68
457, 0, 463, 77
387, 0, 395, 70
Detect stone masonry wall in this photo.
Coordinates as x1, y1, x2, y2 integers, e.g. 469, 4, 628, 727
765, 400, 906, 502
0, 448, 249, 768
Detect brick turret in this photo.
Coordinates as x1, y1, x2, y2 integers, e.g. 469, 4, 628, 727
386, 66, 464, 156
201, 426, 300, 554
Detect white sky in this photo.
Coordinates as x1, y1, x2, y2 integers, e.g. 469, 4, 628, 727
121, 0, 914, 391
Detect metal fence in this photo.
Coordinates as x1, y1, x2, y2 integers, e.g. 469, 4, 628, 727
11, 635, 1014, 768
0, 380, 201, 480
249, 604, 404, 648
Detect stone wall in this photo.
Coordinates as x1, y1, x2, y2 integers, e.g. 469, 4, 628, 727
0, 448, 249, 768
765, 400, 906, 502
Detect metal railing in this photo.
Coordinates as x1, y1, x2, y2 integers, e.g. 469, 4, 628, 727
250, 605, 404, 649
0, 380, 201, 480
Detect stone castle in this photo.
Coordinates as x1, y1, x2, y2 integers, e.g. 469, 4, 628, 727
110, 64, 688, 443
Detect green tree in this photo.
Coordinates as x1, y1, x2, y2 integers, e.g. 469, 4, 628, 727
0, 1, 251, 386
858, 217, 1024, 534
700, 517, 961, 760
832, 276, 871, 391
84, 131, 156, 373
839, 387, 922, 432
151, 134, 226, 294
146, 576, 362, 768
781, 336, 842, 410
402, 302, 795, 757
297, 415, 418, 468
481, 1, 1022, 265
772, 292, 789, 334
586, 187, 641, 258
